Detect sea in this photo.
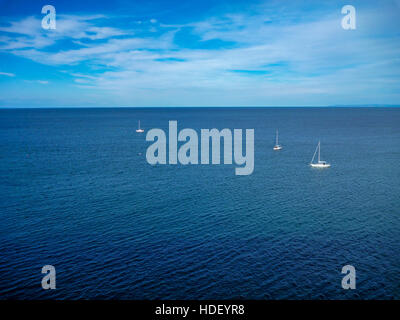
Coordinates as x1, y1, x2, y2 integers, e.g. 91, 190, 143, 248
0, 107, 399, 299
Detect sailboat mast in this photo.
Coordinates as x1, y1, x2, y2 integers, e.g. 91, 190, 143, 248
276, 130, 278, 145
138, 120, 141, 129
318, 141, 320, 162
311, 142, 318, 163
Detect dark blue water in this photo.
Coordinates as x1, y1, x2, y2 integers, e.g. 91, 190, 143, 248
0, 107, 399, 299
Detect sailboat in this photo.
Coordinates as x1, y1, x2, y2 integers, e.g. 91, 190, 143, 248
310, 141, 330, 168
273, 129, 282, 150
136, 120, 144, 133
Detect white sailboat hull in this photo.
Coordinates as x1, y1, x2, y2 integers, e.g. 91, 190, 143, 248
273, 145, 282, 150
310, 162, 331, 168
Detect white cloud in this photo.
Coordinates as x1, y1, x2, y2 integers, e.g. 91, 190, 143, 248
1, 1, 400, 106
0, 14, 127, 51
0, 71, 15, 77
24, 80, 49, 84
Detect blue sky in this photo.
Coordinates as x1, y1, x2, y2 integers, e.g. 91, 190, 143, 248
0, 0, 399, 107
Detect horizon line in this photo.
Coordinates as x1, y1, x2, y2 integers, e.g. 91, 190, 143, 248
1, 105, 400, 109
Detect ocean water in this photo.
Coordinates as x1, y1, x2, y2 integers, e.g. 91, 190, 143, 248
0, 107, 399, 300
